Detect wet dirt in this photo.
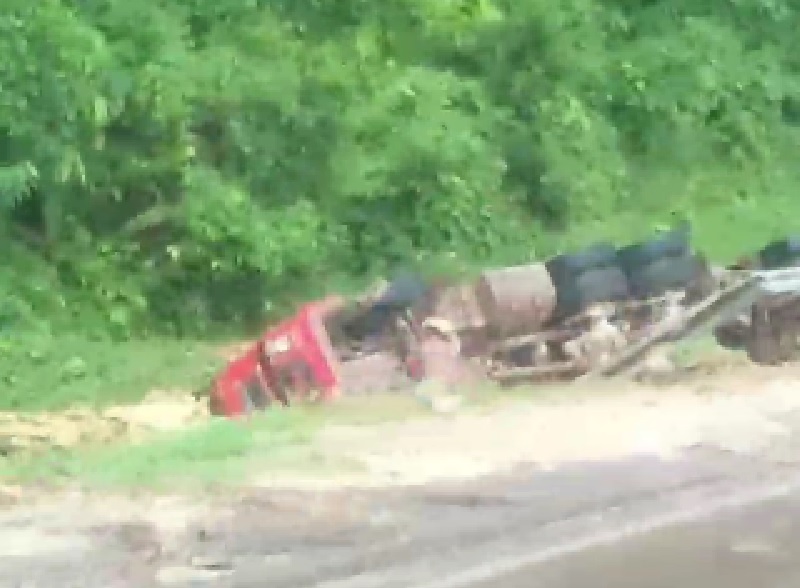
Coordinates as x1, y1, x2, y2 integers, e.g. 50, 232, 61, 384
250, 362, 800, 488
0, 391, 208, 453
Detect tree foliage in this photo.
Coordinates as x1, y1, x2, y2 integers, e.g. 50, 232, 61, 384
2, 0, 800, 337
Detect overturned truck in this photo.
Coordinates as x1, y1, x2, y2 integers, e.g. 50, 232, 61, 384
446, 225, 741, 384
209, 227, 800, 418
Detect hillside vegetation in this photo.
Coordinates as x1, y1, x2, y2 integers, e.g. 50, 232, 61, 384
2, 0, 800, 408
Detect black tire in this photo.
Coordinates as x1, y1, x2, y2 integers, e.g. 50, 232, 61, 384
545, 243, 618, 283
747, 302, 783, 365
376, 271, 429, 309
617, 225, 691, 273
747, 296, 800, 364
684, 254, 716, 304
758, 237, 800, 270
244, 377, 269, 411
627, 254, 698, 299
713, 319, 749, 351
746, 334, 780, 365
557, 266, 630, 317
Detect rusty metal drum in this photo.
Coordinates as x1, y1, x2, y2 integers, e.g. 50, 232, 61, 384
475, 263, 557, 338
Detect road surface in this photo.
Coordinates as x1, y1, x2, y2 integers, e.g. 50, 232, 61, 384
4, 411, 800, 587
441, 487, 800, 588
4, 447, 800, 588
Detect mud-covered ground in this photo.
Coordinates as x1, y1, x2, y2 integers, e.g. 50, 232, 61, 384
5, 365, 800, 587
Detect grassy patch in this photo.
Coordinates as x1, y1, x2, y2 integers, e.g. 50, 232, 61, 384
537, 190, 800, 264
0, 394, 436, 489
0, 332, 225, 412
670, 335, 724, 367
669, 334, 751, 374
0, 409, 319, 489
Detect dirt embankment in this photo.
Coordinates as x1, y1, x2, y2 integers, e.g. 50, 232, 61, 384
248, 363, 800, 489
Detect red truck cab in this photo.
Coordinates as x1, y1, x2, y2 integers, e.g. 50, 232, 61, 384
210, 297, 345, 418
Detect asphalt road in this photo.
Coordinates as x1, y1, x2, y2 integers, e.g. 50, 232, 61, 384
463, 489, 800, 588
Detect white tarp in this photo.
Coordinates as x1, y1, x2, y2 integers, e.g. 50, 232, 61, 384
753, 267, 800, 294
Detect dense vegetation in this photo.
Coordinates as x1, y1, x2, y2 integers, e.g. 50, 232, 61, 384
3, 0, 800, 408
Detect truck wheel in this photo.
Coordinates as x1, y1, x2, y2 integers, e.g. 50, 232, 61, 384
546, 243, 618, 282
747, 332, 782, 365
557, 266, 629, 318
747, 302, 782, 365
627, 255, 698, 299
758, 236, 800, 269
617, 225, 691, 273
684, 254, 716, 304
713, 318, 749, 351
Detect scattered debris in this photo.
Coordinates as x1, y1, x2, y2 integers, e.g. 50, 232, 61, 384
413, 380, 463, 415
562, 304, 627, 367
632, 346, 679, 385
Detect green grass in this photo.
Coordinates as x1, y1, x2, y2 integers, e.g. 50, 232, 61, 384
0, 332, 225, 412
540, 198, 800, 264
534, 161, 800, 263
